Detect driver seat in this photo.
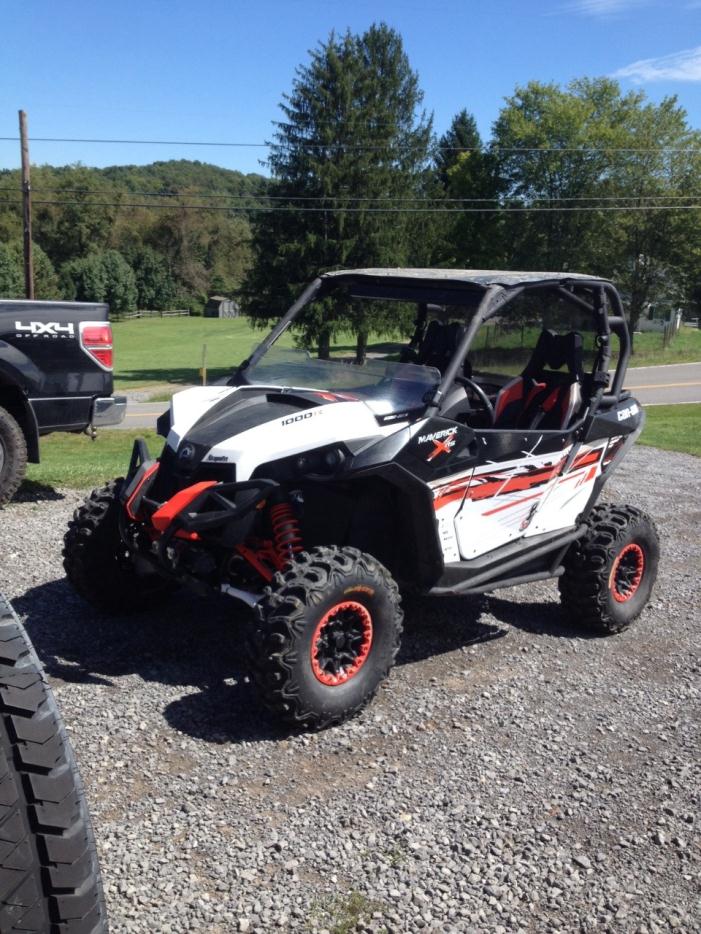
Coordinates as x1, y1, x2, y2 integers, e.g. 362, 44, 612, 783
493, 330, 584, 431
404, 320, 476, 421
408, 320, 468, 375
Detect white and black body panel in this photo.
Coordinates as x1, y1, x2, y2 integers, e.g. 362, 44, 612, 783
160, 384, 406, 480
346, 392, 643, 593
388, 394, 643, 593
148, 377, 643, 596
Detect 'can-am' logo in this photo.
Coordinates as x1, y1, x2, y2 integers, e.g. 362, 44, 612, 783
418, 427, 458, 462
617, 402, 639, 421
14, 321, 75, 339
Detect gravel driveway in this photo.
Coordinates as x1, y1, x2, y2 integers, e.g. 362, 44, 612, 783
0, 445, 698, 933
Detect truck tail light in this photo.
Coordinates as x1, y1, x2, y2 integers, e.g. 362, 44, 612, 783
79, 322, 113, 370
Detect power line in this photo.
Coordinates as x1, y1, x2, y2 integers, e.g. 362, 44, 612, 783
2, 196, 701, 214
1, 185, 700, 204
0, 135, 700, 154
0, 136, 269, 148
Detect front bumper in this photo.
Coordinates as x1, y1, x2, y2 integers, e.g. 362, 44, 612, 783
92, 395, 127, 427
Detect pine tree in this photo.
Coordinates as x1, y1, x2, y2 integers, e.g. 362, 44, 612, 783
433, 110, 503, 268
435, 109, 481, 186
244, 24, 432, 360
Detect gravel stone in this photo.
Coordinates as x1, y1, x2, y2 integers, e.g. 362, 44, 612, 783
0, 445, 699, 932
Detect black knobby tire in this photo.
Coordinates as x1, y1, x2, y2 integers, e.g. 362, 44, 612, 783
63, 480, 171, 614
559, 504, 660, 634
0, 592, 108, 933
0, 407, 28, 508
248, 546, 403, 730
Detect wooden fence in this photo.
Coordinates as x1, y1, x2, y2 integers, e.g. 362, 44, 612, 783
113, 309, 190, 320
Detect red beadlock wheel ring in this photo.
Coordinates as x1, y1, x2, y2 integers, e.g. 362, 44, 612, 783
609, 542, 645, 603
310, 601, 374, 686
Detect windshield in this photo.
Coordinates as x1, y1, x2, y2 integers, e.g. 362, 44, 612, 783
245, 347, 440, 416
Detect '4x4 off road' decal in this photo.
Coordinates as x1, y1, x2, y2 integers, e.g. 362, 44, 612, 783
14, 321, 75, 339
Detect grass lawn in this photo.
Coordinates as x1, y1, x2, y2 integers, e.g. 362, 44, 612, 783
640, 403, 701, 457
23, 430, 161, 491
625, 327, 701, 367
20, 401, 697, 495
112, 317, 281, 390
112, 317, 701, 393
469, 324, 701, 374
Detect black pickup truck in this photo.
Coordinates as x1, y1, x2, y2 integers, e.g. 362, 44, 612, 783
0, 298, 126, 503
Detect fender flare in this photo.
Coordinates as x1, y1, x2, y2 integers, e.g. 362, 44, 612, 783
0, 375, 40, 463
344, 462, 445, 589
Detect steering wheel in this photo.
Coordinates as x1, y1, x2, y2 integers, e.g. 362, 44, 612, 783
453, 375, 495, 426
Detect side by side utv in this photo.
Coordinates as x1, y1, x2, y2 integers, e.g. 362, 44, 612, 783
63, 269, 659, 729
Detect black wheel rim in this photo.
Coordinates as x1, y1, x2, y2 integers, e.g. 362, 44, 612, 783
310, 601, 373, 686
610, 542, 645, 603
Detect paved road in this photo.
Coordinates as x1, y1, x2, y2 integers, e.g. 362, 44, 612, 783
621, 361, 701, 406
118, 401, 166, 430
115, 361, 701, 431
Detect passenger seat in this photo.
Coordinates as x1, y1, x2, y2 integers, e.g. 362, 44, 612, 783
493, 330, 584, 431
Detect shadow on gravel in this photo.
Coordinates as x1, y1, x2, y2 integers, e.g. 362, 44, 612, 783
484, 594, 600, 639
16, 579, 575, 745
398, 594, 507, 664
15, 578, 290, 744
15, 481, 65, 502
164, 683, 290, 745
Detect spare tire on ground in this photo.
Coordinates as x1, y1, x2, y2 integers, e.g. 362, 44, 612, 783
0, 591, 108, 933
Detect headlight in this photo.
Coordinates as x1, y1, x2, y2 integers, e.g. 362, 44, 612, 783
254, 445, 349, 483
322, 448, 345, 470
294, 446, 345, 476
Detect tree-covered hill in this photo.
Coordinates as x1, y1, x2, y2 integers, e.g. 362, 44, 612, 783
98, 159, 268, 196
0, 160, 270, 312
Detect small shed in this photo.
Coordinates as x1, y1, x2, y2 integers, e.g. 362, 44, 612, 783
204, 296, 240, 318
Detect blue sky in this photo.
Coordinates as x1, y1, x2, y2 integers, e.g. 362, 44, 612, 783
1, 0, 699, 175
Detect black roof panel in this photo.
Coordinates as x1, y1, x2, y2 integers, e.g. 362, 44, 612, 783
321, 268, 610, 290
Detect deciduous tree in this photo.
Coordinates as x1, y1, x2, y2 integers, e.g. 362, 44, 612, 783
62, 250, 137, 314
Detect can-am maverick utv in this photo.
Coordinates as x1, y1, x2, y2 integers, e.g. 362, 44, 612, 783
64, 269, 659, 730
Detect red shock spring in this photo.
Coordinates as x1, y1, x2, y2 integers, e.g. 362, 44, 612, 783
270, 501, 304, 567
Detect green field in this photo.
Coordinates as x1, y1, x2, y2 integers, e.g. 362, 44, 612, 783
626, 327, 701, 367
471, 323, 701, 373
19, 401, 698, 495
112, 317, 282, 389
638, 404, 701, 457
23, 430, 161, 492
112, 317, 701, 393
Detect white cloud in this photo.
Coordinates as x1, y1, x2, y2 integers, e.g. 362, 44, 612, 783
613, 45, 701, 82
565, 0, 648, 16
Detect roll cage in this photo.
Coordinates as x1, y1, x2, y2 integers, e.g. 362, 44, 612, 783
237, 269, 632, 429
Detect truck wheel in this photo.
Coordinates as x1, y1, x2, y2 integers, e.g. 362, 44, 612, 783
559, 504, 660, 634
0, 592, 108, 933
248, 546, 403, 730
64, 479, 172, 613
0, 406, 28, 507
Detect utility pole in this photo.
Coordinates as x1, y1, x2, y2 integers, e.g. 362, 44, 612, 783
18, 110, 34, 300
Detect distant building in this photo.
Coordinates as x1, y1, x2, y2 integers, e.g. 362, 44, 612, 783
204, 296, 240, 318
